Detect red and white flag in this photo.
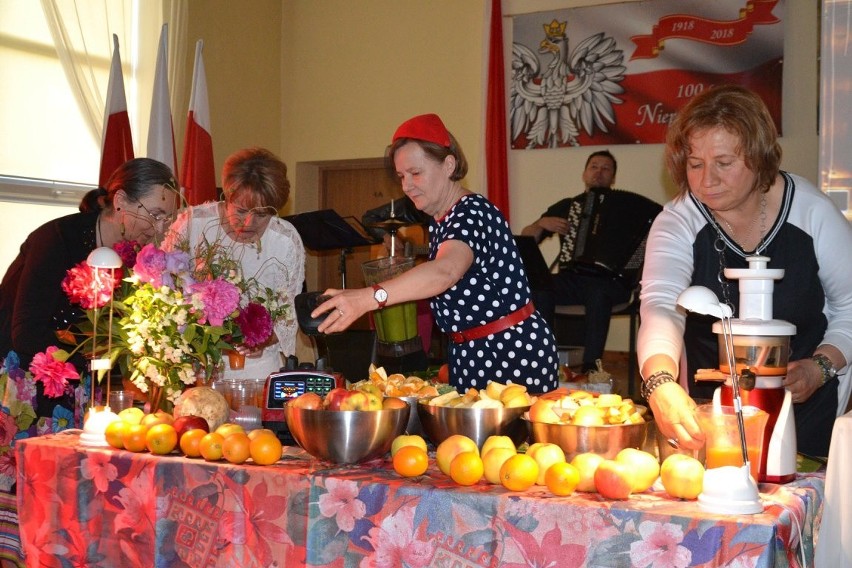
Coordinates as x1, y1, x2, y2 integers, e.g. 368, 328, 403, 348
181, 39, 217, 205
99, 34, 134, 188
147, 23, 177, 174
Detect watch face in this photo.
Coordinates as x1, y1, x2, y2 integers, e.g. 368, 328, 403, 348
374, 288, 388, 303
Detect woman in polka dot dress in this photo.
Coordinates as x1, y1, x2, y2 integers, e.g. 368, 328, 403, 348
314, 113, 558, 393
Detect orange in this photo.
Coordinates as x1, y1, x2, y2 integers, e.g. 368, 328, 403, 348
393, 445, 429, 477
499, 454, 539, 492
222, 432, 252, 465
545, 462, 581, 496
145, 423, 178, 455
247, 428, 276, 441
199, 432, 225, 461
449, 451, 484, 486
121, 423, 149, 453
180, 428, 207, 458
105, 420, 129, 449
250, 432, 283, 465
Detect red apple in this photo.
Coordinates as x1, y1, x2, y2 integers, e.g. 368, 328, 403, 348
594, 459, 634, 500
172, 415, 209, 442
339, 390, 369, 411
290, 392, 323, 410
324, 388, 351, 410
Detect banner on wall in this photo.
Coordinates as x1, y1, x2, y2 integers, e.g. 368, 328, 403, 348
510, 0, 784, 149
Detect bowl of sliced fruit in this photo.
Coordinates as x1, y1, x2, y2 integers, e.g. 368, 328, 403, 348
350, 365, 449, 437
416, 381, 533, 449
523, 390, 650, 461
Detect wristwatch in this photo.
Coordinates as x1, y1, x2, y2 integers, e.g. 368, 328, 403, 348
372, 284, 388, 309
812, 353, 838, 385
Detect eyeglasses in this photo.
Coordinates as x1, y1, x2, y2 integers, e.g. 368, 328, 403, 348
230, 204, 277, 221
135, 200, 174, 226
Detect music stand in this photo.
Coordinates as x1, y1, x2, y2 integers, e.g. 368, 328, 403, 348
284, 209, 379, 288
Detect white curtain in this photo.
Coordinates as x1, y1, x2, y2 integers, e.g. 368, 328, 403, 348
819, 0, 852, 214
39, 0, 187, 155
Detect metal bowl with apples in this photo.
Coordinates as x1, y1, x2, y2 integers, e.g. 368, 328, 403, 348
283, 401, 410, 464
523, 391, 650, 461
416, 382, 533, 449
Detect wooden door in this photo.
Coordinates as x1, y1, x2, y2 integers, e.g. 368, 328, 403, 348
317, 161, 404, 329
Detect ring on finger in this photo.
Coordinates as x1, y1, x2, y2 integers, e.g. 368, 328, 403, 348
337, 309, 345, 316
666, 438, 680, 449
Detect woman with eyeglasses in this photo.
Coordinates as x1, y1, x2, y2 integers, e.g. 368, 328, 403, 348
0, 157, 178, 418
163, 147, 305, 384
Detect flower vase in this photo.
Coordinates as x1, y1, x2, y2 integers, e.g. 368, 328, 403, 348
194, 359, 226, 387
226, 349, 246, 370
145, 385, 174, 415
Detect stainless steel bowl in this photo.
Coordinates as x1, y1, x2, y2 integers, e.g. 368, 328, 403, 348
284, 405, 410, 464
524, 416, 650, 461
399, 396, 424, 436
417, 400, 530, 449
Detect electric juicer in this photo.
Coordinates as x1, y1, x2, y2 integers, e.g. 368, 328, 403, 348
710, 255, 798, 483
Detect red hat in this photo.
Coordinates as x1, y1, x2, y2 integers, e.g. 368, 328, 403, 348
392, 113, 451, 147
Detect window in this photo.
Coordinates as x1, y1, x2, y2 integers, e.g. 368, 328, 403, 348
0, 1, 167, 277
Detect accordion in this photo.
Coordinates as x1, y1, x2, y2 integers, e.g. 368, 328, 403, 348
557, 188, 663, 281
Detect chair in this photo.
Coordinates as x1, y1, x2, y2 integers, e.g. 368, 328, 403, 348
553, 280, 641, 397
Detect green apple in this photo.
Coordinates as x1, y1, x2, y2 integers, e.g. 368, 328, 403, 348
391, 434, 428, 457
356, 383, 383, 398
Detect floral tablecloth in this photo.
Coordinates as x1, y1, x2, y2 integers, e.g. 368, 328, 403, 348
16, 432, 823, 568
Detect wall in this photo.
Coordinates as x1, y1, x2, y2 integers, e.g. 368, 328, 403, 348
193, 0, 818, 352
180, 0, 283, 196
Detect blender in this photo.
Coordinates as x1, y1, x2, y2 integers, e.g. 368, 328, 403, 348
712, 255, 797, 483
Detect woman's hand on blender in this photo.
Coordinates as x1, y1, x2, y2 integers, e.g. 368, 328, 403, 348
313, 288, 372, 334
783, 359, 823, 403
649, 383, 705, 450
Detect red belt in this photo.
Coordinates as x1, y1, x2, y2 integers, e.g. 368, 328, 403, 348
448, 302, 535, 343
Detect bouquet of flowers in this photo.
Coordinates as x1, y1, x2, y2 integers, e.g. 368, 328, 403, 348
30, 234, 288, 411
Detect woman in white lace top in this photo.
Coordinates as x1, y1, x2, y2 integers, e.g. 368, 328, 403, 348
164, 148, 305, 383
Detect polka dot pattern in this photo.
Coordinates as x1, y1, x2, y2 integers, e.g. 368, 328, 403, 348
428, 194, 558, 393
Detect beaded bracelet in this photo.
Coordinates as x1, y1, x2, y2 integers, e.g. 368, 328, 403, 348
640, 370, 677, 400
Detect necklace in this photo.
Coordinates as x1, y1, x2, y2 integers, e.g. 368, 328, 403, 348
96, 214, 104, 247
717, 193, 768, 252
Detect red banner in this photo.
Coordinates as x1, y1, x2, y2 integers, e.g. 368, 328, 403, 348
510, 0, 784, 148
631, 0, 780, 59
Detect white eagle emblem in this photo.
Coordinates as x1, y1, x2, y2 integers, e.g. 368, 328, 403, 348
511, 20, 626, 148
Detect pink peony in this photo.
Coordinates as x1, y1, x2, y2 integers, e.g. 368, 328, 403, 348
190, 279, 240, 326
29, 346, 80, 398
133, 244, 168, 287
61, 262, 119, 309
236, 302, 273, 348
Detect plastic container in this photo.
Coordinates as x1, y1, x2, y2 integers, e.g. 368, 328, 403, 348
695, 404, 768, 481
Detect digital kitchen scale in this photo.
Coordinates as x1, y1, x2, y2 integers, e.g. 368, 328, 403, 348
261, 355, 345, 445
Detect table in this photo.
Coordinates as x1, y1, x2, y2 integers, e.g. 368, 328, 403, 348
814, 409, 852, 567
17, 433, 823, 568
